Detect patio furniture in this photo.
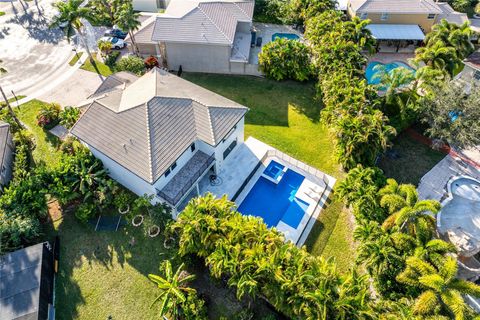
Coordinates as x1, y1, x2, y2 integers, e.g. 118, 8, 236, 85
251, 31, 256, 48
256, 37, 262, 47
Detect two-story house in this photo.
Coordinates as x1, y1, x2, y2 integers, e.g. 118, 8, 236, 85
71, 68, 248, 213
127, 0, 255, 74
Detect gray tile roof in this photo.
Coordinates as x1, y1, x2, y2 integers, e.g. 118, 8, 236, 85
149, 0, 254, 45
350, 0, 442, 14
71, 68, 248, 183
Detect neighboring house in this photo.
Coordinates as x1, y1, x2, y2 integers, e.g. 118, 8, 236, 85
133, 0, 169, 12
347, 0, 467, 51
71, 68, 248, 213
456, 50, 480, 90
127, 0, 255, 74
0, 121, 14, 188
0, 242, 55, 320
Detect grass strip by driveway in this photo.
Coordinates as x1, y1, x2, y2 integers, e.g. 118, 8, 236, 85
15, 100, 62, 169
81, 55, 113, 77
183, 73, 354, 271
68, 52, 84, 66
0, 11, 5, 16
1, 95, 26, 107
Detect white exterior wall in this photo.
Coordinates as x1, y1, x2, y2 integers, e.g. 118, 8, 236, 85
165, 42, 231, 73
133, 0, 159, 12
0, 131, 14, 186
88, 145, 156, 197
213, 117, 245, 171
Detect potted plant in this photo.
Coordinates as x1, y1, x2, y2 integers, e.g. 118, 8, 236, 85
132, 214, 144, 226
114, 191, 133, 214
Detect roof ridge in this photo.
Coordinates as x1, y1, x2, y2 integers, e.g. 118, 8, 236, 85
197, 3, 233, 43
192, 98, 216, 143
232, 2, 249, 18
145, 102, 154, 183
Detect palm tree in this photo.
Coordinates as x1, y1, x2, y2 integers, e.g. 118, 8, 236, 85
148, 261, 197, 319
115, 2, 141, 56
374, 66, 416, 102
379, 179, 440, 236
414, 41, 460, 77
397, 256, 480, 319
50, 0, 96, 62
357, 232, 402, 276
347, 17, 376, 55
426, 20, 474, 60
0, 60, 22, 128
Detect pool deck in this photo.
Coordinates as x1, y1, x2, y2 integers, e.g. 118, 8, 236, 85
201, 137, 336, 246
368, 52, 415, 66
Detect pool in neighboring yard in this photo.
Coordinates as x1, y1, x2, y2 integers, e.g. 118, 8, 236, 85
238, 160, 309, 229
272, 33, 300, 41
365, 61, 415, 86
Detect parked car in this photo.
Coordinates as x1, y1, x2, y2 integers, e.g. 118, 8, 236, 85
100, 37, 126, 50
104, 29, 127, 40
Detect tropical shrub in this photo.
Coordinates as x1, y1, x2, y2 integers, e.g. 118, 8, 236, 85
59, 106, 81, 129
97, 39, 112, 56
0, 213, 40, 255
104, 51, 120, 68
144, 55, 159, 69
259, 38, 312, 81
75, 202, 96, 223
36, 102, 61, 129
113, 189, 134, 212
170, 194, 374, 319
450, 0, 472, 12
115, 56, 145, 75
59, 136, 84, 155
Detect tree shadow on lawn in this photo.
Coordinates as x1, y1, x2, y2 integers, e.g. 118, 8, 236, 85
182, 73, 322, 126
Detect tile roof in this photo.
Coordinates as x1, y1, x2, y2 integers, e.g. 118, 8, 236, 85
71, 68, 248, 183
436, 3, 469, 26
150, 0, 254, 45
464, 51, 480, 71
349, 0, 442, 14
0, 122, 10, 171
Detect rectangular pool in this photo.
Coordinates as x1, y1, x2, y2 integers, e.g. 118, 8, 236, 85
238, 160, 309, 229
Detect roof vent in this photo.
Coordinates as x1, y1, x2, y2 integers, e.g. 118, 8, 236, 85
122, 143, 127, 152
130, 138, 135, 145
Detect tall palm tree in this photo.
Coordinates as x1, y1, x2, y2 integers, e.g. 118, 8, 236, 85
414, 41, 460, 77
397, 256, 480, 319
374, 66, 416, 103
347, 17, 376, 55
357, 232, 402, 276
148, 261, 197, 319
50, 0, 96, 62
379, 179, 440, 236
426, 19, 474, 60
115, 2, 141, 56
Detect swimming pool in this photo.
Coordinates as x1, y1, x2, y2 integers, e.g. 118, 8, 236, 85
272, 33, 300, 42
365, 61, 415, 86
238, 160, 309, 229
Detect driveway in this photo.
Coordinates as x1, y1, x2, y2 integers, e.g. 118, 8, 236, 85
0, 0, 105, 99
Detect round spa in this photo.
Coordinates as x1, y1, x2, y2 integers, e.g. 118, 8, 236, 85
437, 176, 480, 257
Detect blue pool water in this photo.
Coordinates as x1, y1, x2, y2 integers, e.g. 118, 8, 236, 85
272, 33, 300, 41
365, 61, 415, 86
238, 161, 309, 229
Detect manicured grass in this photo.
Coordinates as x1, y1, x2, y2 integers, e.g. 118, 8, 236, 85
378, 132, 446, 185
0, 11, 5, 16
81, 55, 113, 77
1, 95, 26, 106
183, 73, 354, 271
69, 52, 84, 66
15, 100, 62, 169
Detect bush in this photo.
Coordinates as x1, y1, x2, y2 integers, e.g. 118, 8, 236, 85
115, 56, 146, 75
36, 103, 61, 129
144, 55, 159, 69
75, 202, 96, 223
258, 38, 312, 81
113, 189, 134, 212
59, 136, 84, 155
59, 106, 81, 129
0, 213, 40, 254
97, 39, 112, 56
104, 51, 120, 68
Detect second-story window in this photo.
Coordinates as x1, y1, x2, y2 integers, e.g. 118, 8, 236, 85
381, 12, 389, 20
360, 12, 368, 19
427, 13, 435, 19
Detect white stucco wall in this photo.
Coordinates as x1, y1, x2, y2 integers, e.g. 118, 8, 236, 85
88, 145, 156, 197
0, 131, 14, 186
213, 118, 245, 171
165, 42, 231, 73
133, 0, 159, 12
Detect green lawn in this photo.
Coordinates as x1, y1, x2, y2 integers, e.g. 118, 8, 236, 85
183, 73, 355, 272
15, 100, 62, 169
69, 52, 84, 66
1, 95, 27, 107
378, 132, 446, 185
81, 55, 113, 77
0, 11, 5, 16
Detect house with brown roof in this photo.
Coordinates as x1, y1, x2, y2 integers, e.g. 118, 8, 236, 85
127, 0, 255, 74
71, 68, 248, 212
